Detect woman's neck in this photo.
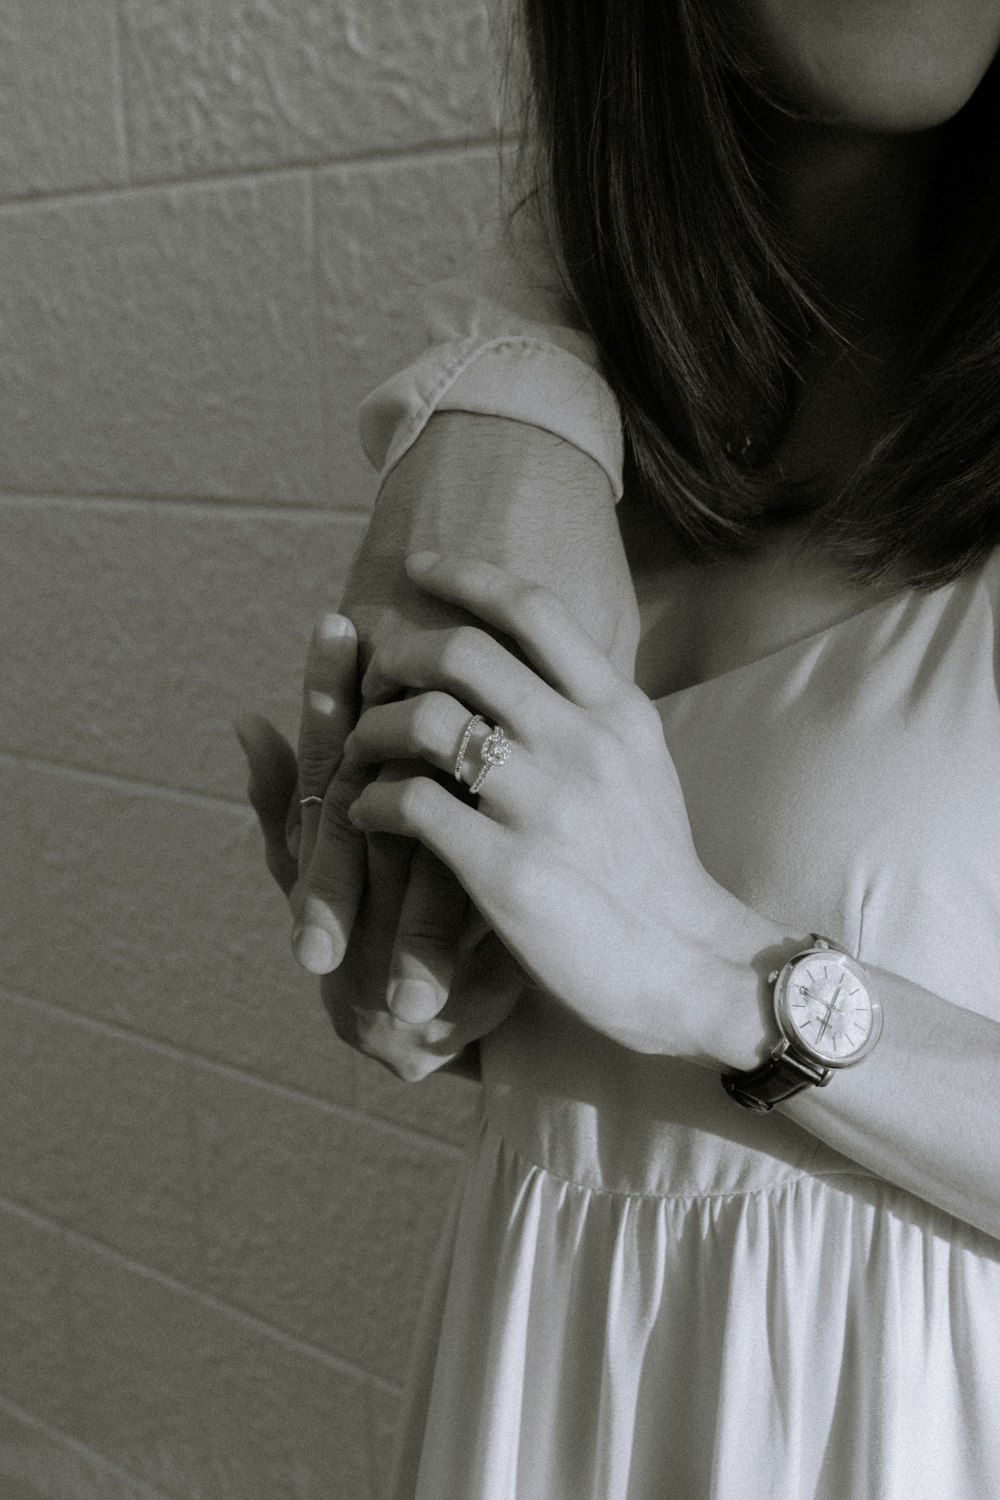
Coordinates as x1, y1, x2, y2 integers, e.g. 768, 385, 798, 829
755, 115, 945, 330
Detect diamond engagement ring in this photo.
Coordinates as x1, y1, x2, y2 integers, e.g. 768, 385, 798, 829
472, 726, 513, 793
454, 712, 513, 795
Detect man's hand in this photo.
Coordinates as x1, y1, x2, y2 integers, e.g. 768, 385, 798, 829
235, 612, 525, 1083
291, 410, 641, 1028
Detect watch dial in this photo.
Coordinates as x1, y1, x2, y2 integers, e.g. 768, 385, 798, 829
784, 953, 879, 1064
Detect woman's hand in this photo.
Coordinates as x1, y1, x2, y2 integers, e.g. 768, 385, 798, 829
289, 413, 641, 1025
234, 612, 525, 1082
334, 551, 732, 1061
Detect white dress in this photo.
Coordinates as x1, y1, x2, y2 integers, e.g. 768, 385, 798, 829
383, 544, 1000, 1499
357, 217, 1000, 1497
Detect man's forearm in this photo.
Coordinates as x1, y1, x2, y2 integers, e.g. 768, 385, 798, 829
333, 409, 636, 1082
341, 410, 640, 678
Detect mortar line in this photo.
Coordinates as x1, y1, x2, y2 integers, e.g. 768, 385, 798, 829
0, 1194, 407, 1396
0, 748, 257, 809
0, 135, 507, 213
0, 487, 373, 519
0, 1392, 171, 1500
0, 983, 475, 1157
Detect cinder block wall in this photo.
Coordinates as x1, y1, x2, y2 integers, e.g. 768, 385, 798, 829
0, 2, 506, 1494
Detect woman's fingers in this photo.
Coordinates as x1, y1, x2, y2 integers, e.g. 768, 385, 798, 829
296, 613, 360, 876
402, 551, 627, 710
359, 621, 548, 738
234, 712, 299, 899
343, 691, 535, 818
347, 772, 511, 939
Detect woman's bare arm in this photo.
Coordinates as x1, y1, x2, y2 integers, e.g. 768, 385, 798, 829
691, 897, 1000, 1243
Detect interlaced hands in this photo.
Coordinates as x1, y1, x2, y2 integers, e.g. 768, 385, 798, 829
234, 609, 525, 1083
239, 552, 726, 1068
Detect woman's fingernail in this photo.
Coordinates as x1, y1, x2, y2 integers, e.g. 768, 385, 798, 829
406, 550, 441, 575
388, 980, 441, 1022
292, 923, 335, 972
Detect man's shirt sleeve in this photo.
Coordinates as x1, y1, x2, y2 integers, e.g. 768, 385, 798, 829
357, 213, 625, 504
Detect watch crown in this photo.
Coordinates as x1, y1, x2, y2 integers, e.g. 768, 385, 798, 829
767, 969, 780, 984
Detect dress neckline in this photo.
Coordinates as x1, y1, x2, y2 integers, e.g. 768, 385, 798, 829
654, 576, 917, 706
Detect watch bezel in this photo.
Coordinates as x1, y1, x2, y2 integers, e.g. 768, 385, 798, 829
774, 948, 883, 1069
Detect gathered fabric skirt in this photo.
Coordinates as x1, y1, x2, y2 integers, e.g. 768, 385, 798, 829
386, 1110, 1000, 1500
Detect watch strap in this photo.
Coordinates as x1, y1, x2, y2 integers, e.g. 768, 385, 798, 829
721, 1045, 832, 1113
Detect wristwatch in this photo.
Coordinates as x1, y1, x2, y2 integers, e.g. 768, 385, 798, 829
721, 934, 883, 1114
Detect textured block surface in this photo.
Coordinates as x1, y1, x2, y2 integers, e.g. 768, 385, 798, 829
0, 1212, 75, 1433
0, 0, 126, 200
0, 997, 199, 1280
356, 1045, 482, 1147
191, 1066, 464, 1380
0, 177, 324, 502
67, 1247, 374, 1498
0, 759, 356, 1104
1, 0, 503, 1484
0, 1399, 167, 1500
119, 0, 499, 181
0, 497, 365, 797
314, 146, 506, 442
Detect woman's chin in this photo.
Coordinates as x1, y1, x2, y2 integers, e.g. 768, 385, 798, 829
786, 65, 992, 135
743, 1, 1000, 136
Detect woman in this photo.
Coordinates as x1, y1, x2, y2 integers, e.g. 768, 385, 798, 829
236, 1, 1000, 1495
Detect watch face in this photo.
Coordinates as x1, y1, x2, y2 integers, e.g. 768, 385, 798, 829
775, 950, 883, 1068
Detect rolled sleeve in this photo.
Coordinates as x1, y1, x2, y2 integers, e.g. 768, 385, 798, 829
357, 225, 625, 504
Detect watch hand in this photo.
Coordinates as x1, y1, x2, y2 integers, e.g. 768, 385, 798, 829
815, 981, 845, 1043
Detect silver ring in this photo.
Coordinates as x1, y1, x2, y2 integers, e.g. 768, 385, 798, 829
454, 714, 486, 782
455, 712, 513, 794
299, 795, 323, 807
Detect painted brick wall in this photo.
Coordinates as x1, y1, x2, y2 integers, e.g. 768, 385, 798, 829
0, 2, 506, 1494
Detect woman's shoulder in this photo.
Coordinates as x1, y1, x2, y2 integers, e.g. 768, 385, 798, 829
978, 541, 1000, 629
961, 545, 1000, 698
981, 542, 1000, 589
963, 542, 1000, 622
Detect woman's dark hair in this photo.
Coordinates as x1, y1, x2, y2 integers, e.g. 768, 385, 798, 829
496, 0, 1000, 589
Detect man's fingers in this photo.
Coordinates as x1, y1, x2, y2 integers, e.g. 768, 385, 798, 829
386, 844, 470, 1021
234, 713, 299, 899
291, 754, 373, 970
297, 613, 359, 876
448, 926, 526, 1031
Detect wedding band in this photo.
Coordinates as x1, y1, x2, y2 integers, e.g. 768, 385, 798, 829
454, 714, 486, 782
299, 795, 323, 807
455, 712, 513, 794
